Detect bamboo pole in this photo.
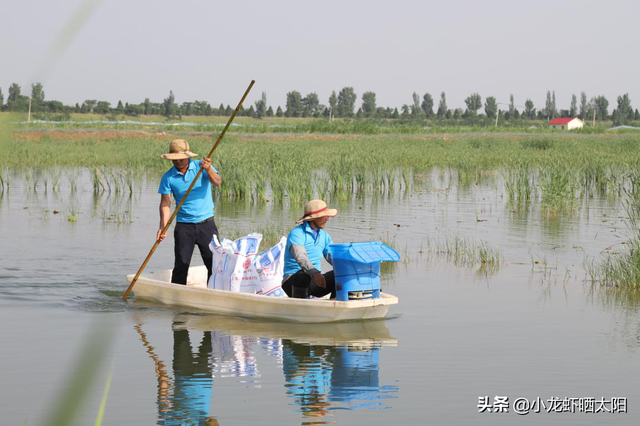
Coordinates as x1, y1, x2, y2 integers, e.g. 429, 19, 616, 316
122, 80, 255, 300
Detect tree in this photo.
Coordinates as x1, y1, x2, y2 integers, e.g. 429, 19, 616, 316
255, 92, 267, 119
285, 91, 303, 117
266, 106, 274, 117
83, 99, 97, 113
401, 104, 410, 118
391, 108, 399, 119
593, 95, 609, 120
361, 91, 377, 117
247, 105, 256, 118
552, 91, 557, 118
0, 88, 3, 109
613, 93, 632, 126
30, 82, 45, 112
635, 109, 640, 121
163, 90, 177, 118
125, 103, 142, 116
328, 91, 337, 121
8, 83, 21, 102
484, 96, 497, 119
464, 93, 482, 115
421, 93, 434, 117
337, 87, 357, 118
436, 92, 448, 118
509, 94, 516, 117
6, 83, 29, 111
544, 91, 553, 119
275, 106, 284, 117
115, 100, 124, 114
31, 82, 45, 102
569, 94, 577, 117
94, 101, 111, 114
143, 98, 151, 115
524, 99, 535, 119
302, 92, 320, 116
579, 92, 588, 119
411, 92, 421, 116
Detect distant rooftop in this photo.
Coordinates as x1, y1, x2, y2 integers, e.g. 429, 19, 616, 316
548, 118, 578, 125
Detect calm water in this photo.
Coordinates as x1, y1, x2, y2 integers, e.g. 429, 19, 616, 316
1, 169, 639, 425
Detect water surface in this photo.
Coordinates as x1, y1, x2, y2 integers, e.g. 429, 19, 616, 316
1, 168, 638, 425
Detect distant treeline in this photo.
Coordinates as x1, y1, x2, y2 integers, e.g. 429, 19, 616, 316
1, 82, 639, 126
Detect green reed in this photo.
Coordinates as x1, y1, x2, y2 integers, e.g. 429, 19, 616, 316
3, 132, 640, 204
586, 172, 640, 289
423, 235, 503, 274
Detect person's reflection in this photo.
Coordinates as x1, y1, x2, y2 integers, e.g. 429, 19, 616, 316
282, 340, 334, 421
135, 323, 219, 426
282, 339, 396, 423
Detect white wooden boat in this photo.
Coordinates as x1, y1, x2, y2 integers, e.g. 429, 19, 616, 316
126, 265, 398, 323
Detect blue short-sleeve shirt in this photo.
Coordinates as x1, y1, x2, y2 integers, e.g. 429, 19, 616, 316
158, 160, 218, 223
283, 221, 333, 275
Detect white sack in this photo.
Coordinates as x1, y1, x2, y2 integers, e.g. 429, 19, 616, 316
208, 233, 262, 293
254, 236, 288, 297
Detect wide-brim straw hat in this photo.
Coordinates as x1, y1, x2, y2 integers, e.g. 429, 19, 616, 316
160, 139, 199, 160
296, 199, 338, 223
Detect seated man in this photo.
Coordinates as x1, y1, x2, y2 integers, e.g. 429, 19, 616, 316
282, 200, 337, 299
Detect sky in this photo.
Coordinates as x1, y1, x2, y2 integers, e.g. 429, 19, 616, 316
1, 0, 639, 112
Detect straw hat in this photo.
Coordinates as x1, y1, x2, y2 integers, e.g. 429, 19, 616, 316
296, 199, 337, 223
160, 139, 198, 160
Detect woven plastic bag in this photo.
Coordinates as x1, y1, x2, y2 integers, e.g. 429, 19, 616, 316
254, 236, 288, 297
208, 233, 262, 293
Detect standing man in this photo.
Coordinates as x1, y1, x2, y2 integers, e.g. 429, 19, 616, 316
157, 139, 221, 285
282, 199, 337, 299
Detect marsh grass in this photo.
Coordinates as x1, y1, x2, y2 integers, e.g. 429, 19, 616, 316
422, 235, 503, 275
3, 133, 640, 222
539, 165, 578, 216
586, 172, 640, 290
504, 164, 535, 209
4, 132, 639, 206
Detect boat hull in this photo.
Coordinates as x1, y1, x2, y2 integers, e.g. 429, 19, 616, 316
126, 266, 398, 323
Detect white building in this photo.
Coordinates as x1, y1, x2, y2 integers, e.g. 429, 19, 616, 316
547, 117, 585, 130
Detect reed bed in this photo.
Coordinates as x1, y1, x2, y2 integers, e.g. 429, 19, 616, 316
586, 172, 640, 290
3, 132, 640, 205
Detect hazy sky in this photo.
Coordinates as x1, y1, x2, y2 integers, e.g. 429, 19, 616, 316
2, 0, 639, 112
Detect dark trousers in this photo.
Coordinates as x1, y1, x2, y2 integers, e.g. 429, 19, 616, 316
172, 217, 218, 285
282, 270, 335, 298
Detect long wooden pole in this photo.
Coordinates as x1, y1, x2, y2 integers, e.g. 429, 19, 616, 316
122, 80, 255, 300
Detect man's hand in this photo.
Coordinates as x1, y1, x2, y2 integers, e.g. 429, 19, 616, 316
200, 157, 212, 171
156, 228, 166, 242
313, 272, 326, 288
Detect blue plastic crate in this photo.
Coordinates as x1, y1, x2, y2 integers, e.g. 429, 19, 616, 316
329, 242, 400, 301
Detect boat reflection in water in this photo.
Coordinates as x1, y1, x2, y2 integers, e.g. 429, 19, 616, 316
134, 312, 398, 425
282, 338, 398, 422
